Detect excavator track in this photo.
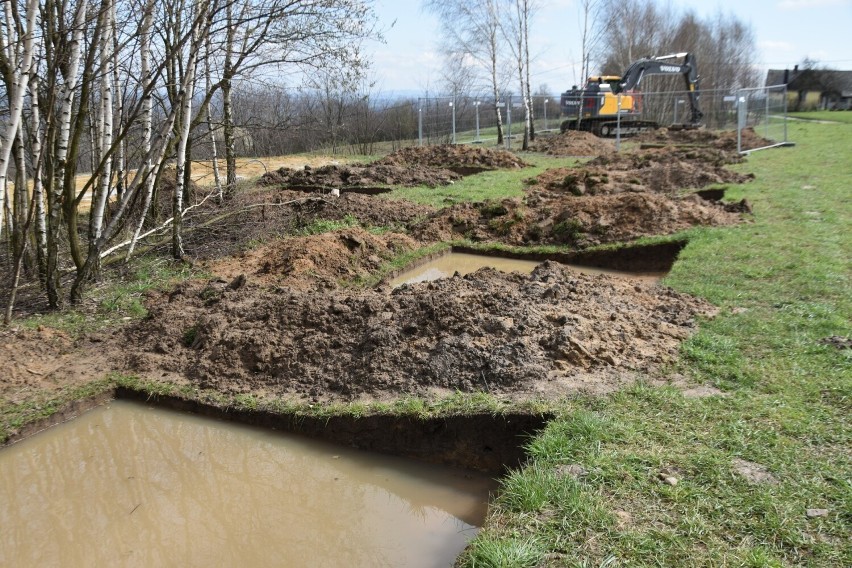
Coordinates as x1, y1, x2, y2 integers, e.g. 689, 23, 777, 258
561, 119, 659, 137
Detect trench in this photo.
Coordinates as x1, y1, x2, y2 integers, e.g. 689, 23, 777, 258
284, 185, 392, 195
387, 241, 684, 287
1, 389, 550, 567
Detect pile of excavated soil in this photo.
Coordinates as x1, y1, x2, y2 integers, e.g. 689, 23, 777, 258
257, 162, 461, 189
413, 191, 745, 248
529, 146, 752, 196
255, 145, 529, 191
202, 228, 419, 290
635, 127, 774, 151
528, 130, 616, 156
121, 262, 715, 401
166, 189, 433, 261
375, 144, 529, 169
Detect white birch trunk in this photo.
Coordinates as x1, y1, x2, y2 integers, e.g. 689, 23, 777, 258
91, 0, 115, 243
30, 76, 47, 265
0, 0, 38, 241
46, 0, 87, 306
172, 21, 201, 259
112, 6, 125, 198
204, 40, 223, 201
126, 0, 156, 260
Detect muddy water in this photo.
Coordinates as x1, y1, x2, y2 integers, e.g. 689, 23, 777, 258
390, 252, 664, 287
0, 401, 496, 567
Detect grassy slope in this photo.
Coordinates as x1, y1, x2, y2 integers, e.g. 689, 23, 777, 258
385, 154, 574, 207
462, 120, 850, 566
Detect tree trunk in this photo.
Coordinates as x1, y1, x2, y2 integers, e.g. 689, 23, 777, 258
204, 40, 223, 202
223, 1, 237, 196
47, 0, 87, 308
29, 76, 48, 279
126, 0, 156, 260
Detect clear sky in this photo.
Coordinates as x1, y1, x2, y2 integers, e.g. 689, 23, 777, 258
365, 0, 852, 95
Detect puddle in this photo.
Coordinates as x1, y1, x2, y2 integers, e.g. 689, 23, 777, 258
0, 400, 496, 567
390, 251, 665, 287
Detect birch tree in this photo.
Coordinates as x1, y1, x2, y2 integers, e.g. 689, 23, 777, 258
0, 0, 39, 240
424, 0, 507, 144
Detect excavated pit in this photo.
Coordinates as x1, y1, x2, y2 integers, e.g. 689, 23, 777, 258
2, 394, 541, 566
3, 387, 551, 474
385, 241, 684, 287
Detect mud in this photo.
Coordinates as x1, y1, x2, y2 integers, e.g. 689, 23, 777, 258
413, 192, 743, 248
529, 146, 752, 197
0, 327, 111, 406
528, 130, 616, 156
635, 126, 775, 151
202, 227, 419, 290
375, 144, 530, 169
121, 262, 715, 402
256, 145, 528, 191
258, 162, 463, 189
3, 131, 754, 411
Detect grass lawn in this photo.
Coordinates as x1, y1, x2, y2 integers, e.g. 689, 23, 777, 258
385, 153, 574, 208
461, 120, 851, 566
789, 110, 852, 124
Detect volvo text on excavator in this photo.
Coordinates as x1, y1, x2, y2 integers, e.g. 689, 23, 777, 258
560, 52, 703, 136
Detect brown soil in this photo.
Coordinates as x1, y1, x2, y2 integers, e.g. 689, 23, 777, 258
201, 228, 419, 290
635, 126, 775, 151
375, 144, 530, 169
530, 146, 752, 196
166, 189, 434, 261
120, 262, 715, 402
413, 192, 743, 248
0, 327, 111, 405
257, 162, 462, 189
256, 144, 529, 191
528, 130, 616, 156
3, 134, 755, 411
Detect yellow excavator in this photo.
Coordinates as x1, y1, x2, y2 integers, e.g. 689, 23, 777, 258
560, 52, 703, 136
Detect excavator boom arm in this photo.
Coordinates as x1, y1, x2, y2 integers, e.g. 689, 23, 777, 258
617, 52, 703, 124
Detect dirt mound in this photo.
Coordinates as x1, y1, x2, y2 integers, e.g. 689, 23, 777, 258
528, 130, 616, 156
202, 228, 418, 290
122, 262, 715, 401
376, 144, 529, 169
635, 127, 774, 151
0, 327, 111, 405
167, 188, 433, 261
257, 162, 461, 189
530, 147, 752, 196
413, 190, 744, 247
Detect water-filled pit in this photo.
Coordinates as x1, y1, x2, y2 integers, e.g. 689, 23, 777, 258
388, 243, 682, 287
0, 400, 501, 567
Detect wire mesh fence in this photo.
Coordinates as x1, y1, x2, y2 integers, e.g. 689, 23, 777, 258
735, 84, 791, 153
411, 86, 791, 154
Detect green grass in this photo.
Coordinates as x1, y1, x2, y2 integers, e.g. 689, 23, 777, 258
384, 154, 575, 207
0, 378, 115, 444
20, 255, 205, 337
788, 110, 852, 124
460, 119, 851, 566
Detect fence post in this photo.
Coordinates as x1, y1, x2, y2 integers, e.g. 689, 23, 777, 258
474, 101, 481, 142
765, 88, 770, 140
506, 94, 512, 150
783, 85, 788, 143
450, 99, 456, 144
418, 99, 423, 147
616, 95, 622, 152
736, 90, 744, 154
